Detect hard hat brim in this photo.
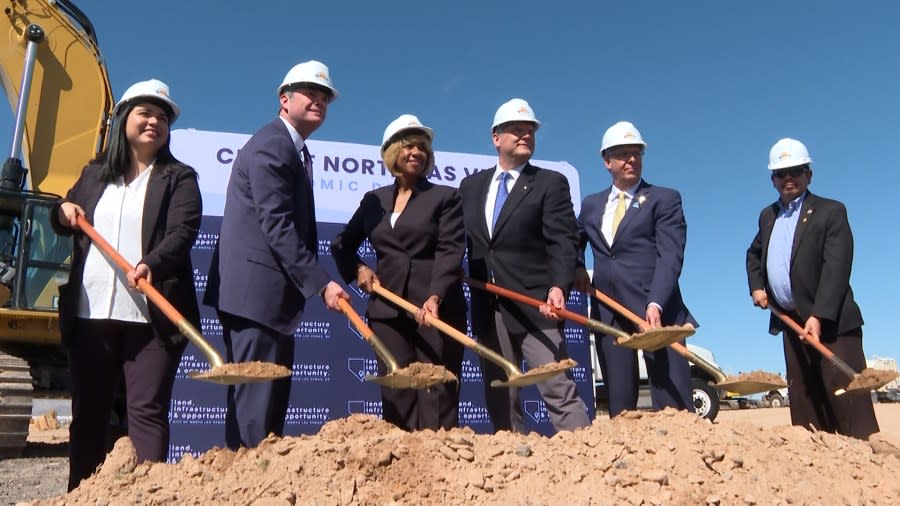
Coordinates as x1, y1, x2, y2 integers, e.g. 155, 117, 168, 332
114, 95, 180, 123
381, 126, 434, 152
277, 82, 339, 99
491, 119, 541, 133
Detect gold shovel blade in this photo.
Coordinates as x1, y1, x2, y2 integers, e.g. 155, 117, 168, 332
366, 362, 459, 390
366, 374, 450, 389
841, 368, 900, 394
715, 379, 788, 396
615, 324, 695, 352
188, 362, 292, 385
490, 359, 576, 388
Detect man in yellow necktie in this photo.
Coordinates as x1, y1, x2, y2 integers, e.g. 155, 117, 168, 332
574, 121, 698, 418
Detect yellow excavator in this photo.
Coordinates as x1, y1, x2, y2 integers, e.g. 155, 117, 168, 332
0, 0, 113, 454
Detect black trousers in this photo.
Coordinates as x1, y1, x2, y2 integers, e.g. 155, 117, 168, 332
782, 326, 879, 440
219, 311, 294, 450
67, 318, 185, 491
369, 315, 464, 431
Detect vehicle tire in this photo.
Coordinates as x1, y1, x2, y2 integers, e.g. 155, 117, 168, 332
692, 378, 720, 421
767, 392, 785, 408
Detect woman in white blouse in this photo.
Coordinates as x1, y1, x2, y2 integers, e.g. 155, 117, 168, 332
52, 79, 202, 491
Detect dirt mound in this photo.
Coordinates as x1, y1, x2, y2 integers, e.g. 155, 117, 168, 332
27, 409, 900, 505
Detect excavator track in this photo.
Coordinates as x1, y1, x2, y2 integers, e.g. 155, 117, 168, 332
0, 350, 33, 456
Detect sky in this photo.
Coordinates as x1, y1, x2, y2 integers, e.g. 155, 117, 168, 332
4, 1, 900, 378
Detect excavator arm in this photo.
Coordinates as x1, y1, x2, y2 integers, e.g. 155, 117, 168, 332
1, 0, 113, 195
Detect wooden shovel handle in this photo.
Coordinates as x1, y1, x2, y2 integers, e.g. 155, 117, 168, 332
465, 278, 589, 325
592, 288, 646, 330
371, 282, 479, 348
769, 306, 833, 358
769, 306, 858, 379
591, 287, 694, 357
77, 215, 188, 329
337, 298, 375, 340
75, 215, 224, 368
465, 278, 631, 338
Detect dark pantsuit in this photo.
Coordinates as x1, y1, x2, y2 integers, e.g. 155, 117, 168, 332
481, 311, 589, 433
67, 318, 184, 491
782, 325, 878, 439
369, 316, 464, 431
220, 311, 294, 449
596, 328, 692, 417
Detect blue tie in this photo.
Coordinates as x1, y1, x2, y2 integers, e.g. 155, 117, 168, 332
492, 172, 510, 231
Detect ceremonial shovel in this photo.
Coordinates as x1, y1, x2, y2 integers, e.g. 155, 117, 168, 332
770, 306, 898, 394
465, 278, 694, 351
591, 287, 786, 395
336, 297, 454, 389
77, 216, 289, 384
371, 282, 574, 387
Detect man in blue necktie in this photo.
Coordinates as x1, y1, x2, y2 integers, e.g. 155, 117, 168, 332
459, 98, 589, 433
746, 137, 878, 440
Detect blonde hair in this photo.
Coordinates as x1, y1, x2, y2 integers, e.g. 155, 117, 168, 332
381, 132, 434, 178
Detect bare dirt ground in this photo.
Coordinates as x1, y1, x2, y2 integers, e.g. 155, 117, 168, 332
3, 404, 900, 506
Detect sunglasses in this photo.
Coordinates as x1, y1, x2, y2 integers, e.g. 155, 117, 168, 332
772, 166, 808, 179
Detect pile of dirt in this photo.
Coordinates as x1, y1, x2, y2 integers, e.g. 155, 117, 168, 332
390, 362, 458, 386
726, 370, 786, 386
27, 409, 900, 505
845, 368, 900, 392
191, 361, 292, 383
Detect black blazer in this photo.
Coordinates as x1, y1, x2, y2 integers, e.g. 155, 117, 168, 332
459, 163, 578, 335
746, 191, 863, 336
52, 161, 202, 347
331, 180, 466, 324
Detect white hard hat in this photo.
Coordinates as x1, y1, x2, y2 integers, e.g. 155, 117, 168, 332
114, 79, 180, 122
768, 138, 812, 170
381, 114, 433, 152
491, 98, 540, 131
601, 121, 646, 154
277, 60, 338, 99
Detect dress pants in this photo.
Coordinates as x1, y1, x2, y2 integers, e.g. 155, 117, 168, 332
480, 310, 590, 433
782, 326, 879, 440
220, 311, 294, 449
67, 318, 185, 491
595, 322, 692, 417
369, 315, 464, 431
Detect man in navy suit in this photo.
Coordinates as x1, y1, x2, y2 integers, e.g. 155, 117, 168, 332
205, 61, 348, 449
460, 98, 590, 433
576, 121, 696, 418
746, 138, 878, 440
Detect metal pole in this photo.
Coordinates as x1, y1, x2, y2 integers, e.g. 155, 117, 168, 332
9, 24, 46, 160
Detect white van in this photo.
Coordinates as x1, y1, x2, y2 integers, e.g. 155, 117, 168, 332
590, 337, 722, 421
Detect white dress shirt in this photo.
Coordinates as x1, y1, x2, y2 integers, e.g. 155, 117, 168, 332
279, 116, 308, 155
77, 166, 153, 322
485, 163, 524, 238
